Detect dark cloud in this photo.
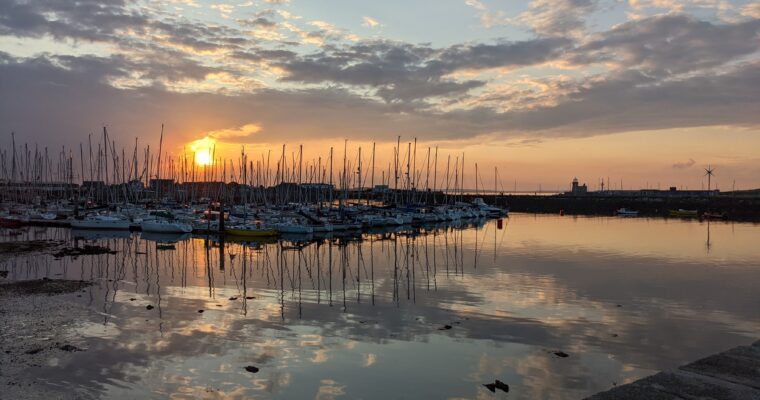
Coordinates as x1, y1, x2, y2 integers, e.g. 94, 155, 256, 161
570, 14, 760, 76
0, 0, 251, 53
504, 64, 760, 136
1, 52, 759, 149
239, 17, 277, 29
277, 38, 571, 102
0, 2, 759, 146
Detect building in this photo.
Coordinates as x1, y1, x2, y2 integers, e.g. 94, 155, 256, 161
569, 177, 588, 195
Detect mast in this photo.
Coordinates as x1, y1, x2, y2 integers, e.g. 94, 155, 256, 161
156, 124, 164, 200
433, 146, 438, 205
329, 146, 333, 209
369, 142, 375, 206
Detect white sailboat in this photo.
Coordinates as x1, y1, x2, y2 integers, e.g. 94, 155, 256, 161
140, 219, 193, 233
70, 214, 131, 230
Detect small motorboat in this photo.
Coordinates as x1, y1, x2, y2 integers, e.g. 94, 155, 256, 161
669, 209, 698, 218
702, 211, 727, 220
616, 208, 639, 217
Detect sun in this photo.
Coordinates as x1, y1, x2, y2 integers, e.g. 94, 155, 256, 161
195, 149, 212, 166
190, 137, 215, 166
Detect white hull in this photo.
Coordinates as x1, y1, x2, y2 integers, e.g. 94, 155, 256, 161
141, 220, 193, 233
71, 219, 130, 230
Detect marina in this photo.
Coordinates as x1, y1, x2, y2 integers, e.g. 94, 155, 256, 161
2, 0, 760, 397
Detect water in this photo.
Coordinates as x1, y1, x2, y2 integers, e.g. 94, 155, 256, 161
2, 214, 759, 399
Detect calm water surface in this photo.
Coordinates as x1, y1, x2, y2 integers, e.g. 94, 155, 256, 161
3, 214, 759, 399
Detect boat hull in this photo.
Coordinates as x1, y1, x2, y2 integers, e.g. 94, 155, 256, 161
225, 228, 279, 237
71, 219, 130, 230
141, 221, 193, 233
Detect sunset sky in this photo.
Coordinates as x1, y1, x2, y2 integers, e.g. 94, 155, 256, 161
1, 0, 759, 190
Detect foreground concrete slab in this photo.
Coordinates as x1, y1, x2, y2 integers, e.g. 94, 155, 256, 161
586, 340, 760, 400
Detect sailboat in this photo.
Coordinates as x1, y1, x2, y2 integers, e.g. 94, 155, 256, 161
71, 214, 130, 230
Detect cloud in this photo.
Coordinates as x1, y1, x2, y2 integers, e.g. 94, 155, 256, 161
362, 16, 381, 28
515, 0, 598, 37
0, 0, 758, 151
276, 37, 571, 102
672, 159, 696, 169
464, 0, 486, 11
2, 52, 758, 150
205, 123, 262, 140
569, 14, 760, 76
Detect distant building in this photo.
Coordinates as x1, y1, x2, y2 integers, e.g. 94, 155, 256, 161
569, 177, 588, 195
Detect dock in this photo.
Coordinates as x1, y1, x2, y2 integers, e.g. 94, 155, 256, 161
586, 339, 760, 399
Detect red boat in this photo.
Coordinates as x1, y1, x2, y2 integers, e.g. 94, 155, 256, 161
0, 216, 25, 228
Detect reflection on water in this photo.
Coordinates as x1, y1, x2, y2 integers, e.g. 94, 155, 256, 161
2, 215, 759, 399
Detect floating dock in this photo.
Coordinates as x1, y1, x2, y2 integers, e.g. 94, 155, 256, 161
586, 340, 760, 399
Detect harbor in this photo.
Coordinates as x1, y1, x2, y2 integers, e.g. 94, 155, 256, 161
1, 214, 759, 399
2, 0, 760, 396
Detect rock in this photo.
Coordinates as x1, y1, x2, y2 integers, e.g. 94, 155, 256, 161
52, 245, 116, 258
244, 366, 259, 373
554, 351, 569, 358
59, 344, 82, 352
0, 271, 8, 278
245, 296, 255, 300
146, 305, 154, 310
483, 380, 509, 393
229, 296, 238, 300
198, 309, 204, 313
439, 325, 452, 330
494, 380, 509, 392
129, 298, 136, 301
24, 348, 43, 355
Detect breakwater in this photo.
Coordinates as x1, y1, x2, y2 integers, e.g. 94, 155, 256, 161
470, 193, 760, 221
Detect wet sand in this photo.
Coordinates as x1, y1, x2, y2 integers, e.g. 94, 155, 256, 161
0, 278, 94, 399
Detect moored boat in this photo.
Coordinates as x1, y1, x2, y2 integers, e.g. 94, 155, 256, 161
702, 211, 727, 220
71, 215, 130, 230
140, 219, 193, 233
226, 223, 279, 237
669, 209, 699, 218
616, 208, 639, 217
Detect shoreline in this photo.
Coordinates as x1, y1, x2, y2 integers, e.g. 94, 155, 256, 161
0, 278, 95, 399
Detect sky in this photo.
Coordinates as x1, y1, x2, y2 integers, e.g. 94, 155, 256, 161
0, 0, 759, 191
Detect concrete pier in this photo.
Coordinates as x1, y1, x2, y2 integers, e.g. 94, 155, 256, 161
586, 340, 760, 399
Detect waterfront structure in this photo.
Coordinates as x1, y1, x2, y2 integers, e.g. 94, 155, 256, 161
569, 178, 588, 195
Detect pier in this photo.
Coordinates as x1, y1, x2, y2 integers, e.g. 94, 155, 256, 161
586, 340, 760, 399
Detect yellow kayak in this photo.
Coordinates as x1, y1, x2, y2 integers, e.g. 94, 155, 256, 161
226, 226, 279, 237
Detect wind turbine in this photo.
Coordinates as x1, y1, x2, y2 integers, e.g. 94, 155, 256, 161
705, 165, 715, 192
